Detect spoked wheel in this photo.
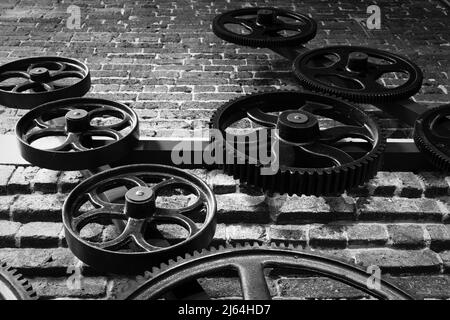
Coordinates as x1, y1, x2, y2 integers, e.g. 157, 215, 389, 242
213, 7, 317, 48
119, 244, 413, 300
63, 164, 217, 275
293, 46, 423, 103
16, 98, 139, 170
0, 56, 90, 109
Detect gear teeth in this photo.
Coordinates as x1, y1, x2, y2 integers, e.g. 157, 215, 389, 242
210, 90, 386, 196
413, 105, 450, 173
212, 7, 317, 48
0, 262, 38, 300
292, 46, 423, 104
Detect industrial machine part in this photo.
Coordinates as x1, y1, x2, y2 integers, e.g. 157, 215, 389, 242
119, 243, 413, 300
292, 46, 423, 104
16, 98, 139, 170
0, 261, 38, 300
62, 164, 217, 274
213, 7, 317, 48
414, 104, 450, 172
0, 56, 90, 109
210, 91, 386, 195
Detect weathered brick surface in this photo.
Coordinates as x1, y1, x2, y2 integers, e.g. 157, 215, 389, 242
11, 194, 64, 222
0, 0, 448, 300
0, 165, 15, 195
16, 222, 63, 248
355, 249, 442, 273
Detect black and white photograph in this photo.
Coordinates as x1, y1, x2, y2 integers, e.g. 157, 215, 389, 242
0, 0, 448, 310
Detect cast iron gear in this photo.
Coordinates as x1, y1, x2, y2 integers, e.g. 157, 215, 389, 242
209, 91, 386, 196
212, 7, 317, 48
117, 243, 413, 300
293, 46, 423, 103
16, 97, 139, 171
413, 104, 450, 172
0, 56, 90, 109
0, 261, 38, 300
63, 164, 217, 275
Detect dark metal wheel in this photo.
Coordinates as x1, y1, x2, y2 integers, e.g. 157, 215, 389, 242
209, 91, 386, 196
119, 244, 413, 300
414, 104, 450, 172
16, 98, 139, 171
0, 261, 38, 300
0, 56, 90, 109
293, 46, 423, 103
213, 7, 317, 48
63, 164, 217, 275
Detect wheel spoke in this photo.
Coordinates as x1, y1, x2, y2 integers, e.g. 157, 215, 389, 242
155, 211, 200, 236
300, 101, 333, 114
320, 125, 373, 143
24, 128, 66, 144
300, 143, 354, 165
246, 108, 278, 127
51, 71, 85, 81
72, 208, 126, 231
236, 261, 271, 300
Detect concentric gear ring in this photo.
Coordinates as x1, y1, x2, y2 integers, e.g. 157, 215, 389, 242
293, 46, 423, 103
0, 261, 38, 300
413, 104, 450, 172
117, 243, 413, 300
209, 91, 386, 196
212, 7, 317, 48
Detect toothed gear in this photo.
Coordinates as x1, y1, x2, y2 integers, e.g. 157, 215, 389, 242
293, 46, 423, 103
212, 7, 317, 48
209, 91, 386, 196
117, 243, 413, 300
413, 104, 450, 172
0, 261, 38, 300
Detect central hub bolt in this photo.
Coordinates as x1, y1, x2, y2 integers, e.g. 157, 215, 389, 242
65, 109, 90, 132
277, 110, 320, 143
287, 113, 309, 124
347, 52, 369, 72
29, 67, 50, 83
125, 186, 156, 219
256, 9, 276, 26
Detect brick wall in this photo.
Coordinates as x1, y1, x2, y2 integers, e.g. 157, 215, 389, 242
0, 0, 449, 299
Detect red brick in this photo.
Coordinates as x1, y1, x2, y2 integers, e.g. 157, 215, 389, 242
419, 172, 449, 197
268, 225, 308, 245
32, 169, 60, 194
16, 222, 63, 248
368, 172, 400, 197
7, 166, 39, 194
355, 249, 441, 273
216, 194, 270, 223
0, 165, 15, 195
357, 197, 443, 222
207, 170, 237, 194
11, 194, 64, 223
0, 220, 20, 247
426, 225, 450, 251
387, 224, 426, 249
0, 248, 76, 276
385, 275, 450, 299
440, 251, 450, 272
346, 224, 388, 247
226, 224, 266, 243
395, 172, 424, 198
309, 225, 347, 248
57, 171, 83, 193
0, 195, 14, 219
31, 277, 107, 299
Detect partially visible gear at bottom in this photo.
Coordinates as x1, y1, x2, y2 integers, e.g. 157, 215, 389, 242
414, 104, 450, 172
0, 261, 38, 300
117, 243, 413, 300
